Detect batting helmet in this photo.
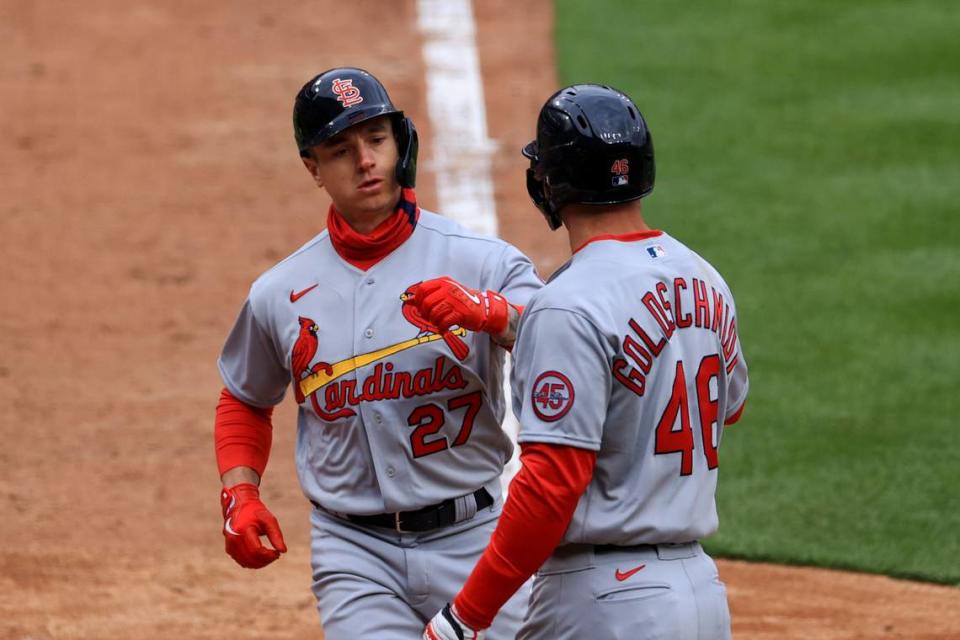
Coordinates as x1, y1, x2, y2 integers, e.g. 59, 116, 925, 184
293, 67, 419, 188
522, 84, 655, 230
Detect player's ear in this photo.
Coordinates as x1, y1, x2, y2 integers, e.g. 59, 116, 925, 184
301, 152, 324, 188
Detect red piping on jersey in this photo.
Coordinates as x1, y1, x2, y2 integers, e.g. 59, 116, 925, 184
214, 388, 274, 477
327, 188, 420, 271
453, 442, 596, 630
573, 229, 663, 254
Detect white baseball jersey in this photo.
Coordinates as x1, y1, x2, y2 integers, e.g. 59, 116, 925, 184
218, 209, 542, 515
513, 231, 748, 545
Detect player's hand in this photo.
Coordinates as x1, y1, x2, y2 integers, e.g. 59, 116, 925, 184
408, 277, 509, 336
220, 483, 287, 569
423, 603, 485, 640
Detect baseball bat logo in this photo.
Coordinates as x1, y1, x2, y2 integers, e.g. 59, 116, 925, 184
291, 284, 476, 422
400, 284, 470, 361
292, 312, 469, 422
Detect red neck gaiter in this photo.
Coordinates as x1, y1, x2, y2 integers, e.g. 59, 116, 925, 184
326, 188, 420, 271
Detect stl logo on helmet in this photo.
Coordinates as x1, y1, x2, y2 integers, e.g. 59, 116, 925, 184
331, 78, 364, 108
611, 158, 630, 187
531, 371, 574, 422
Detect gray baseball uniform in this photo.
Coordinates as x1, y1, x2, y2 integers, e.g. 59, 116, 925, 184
511, 231, 748, 640
219, 209, 541, 638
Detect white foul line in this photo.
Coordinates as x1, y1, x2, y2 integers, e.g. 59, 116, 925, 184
417, 0, 498, 236
417, 0, 521, 487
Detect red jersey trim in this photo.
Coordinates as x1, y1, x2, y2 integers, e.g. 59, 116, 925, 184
573, 229, 663, 254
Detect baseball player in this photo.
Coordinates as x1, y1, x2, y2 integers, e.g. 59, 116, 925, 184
213, 67, 541, 639
421, 85, 749, 640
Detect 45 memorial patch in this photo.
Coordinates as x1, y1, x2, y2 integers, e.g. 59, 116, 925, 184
531, 371, 574, 422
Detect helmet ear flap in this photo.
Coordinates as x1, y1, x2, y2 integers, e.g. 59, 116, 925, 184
394, 116, 419, 188
525, 167, 546, 210
526, 168, 562, 230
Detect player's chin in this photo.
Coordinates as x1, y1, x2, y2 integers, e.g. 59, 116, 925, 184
356, 187, 401, 212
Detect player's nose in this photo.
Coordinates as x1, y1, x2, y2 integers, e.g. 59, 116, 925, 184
355, 140, 376, 171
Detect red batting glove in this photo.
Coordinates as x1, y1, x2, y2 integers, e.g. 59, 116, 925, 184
220, 483, 287, 569
410, 277, 509, 336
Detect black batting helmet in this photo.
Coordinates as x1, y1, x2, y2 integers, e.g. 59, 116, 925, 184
523, 84, 655, 230
293, 67, 419, 188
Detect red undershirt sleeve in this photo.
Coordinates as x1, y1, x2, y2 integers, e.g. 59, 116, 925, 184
724, 399, 746, 426
453, 442, 597, 630
214, 387, 274, 478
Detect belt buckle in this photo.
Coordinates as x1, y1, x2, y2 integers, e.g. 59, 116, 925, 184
394, 512, 410, 534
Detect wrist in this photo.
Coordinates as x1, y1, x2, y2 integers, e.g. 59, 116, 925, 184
221, 465, 261, 488
489, 302, 519, 348
482, 291, 509, 336
451, 597, 487, 632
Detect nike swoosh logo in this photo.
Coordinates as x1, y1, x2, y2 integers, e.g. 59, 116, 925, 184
450, 281, 481, 305
224, 517, 240, 536
290, 284, 318, 303
614, 564, 646, 581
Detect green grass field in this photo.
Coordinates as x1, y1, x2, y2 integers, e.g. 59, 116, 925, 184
555, 0, 960, 584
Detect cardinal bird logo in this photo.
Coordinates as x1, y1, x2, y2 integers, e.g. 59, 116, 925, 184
400, 286, 470, 361
291, 316, 333, 403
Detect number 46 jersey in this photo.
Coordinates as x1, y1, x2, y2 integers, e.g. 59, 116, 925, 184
512, 231, 749, 545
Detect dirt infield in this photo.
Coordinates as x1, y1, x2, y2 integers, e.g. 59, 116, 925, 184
2, 1, 958, 638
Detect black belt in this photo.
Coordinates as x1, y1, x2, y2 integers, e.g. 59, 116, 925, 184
315, 488, 494, 533
593, 543, 657, 554
542, 542, 698, 575
552, 542, 697, 560
551, 543, 654, 559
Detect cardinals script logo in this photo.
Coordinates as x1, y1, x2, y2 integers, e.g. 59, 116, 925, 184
290, 288, 472, 421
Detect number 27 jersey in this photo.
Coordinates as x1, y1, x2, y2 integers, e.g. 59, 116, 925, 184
512, 231, 749, 545
218, 210, 543, 515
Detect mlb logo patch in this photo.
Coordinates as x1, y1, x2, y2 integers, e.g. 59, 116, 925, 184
610, 158, 629, 187
647, 244, 666, 258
